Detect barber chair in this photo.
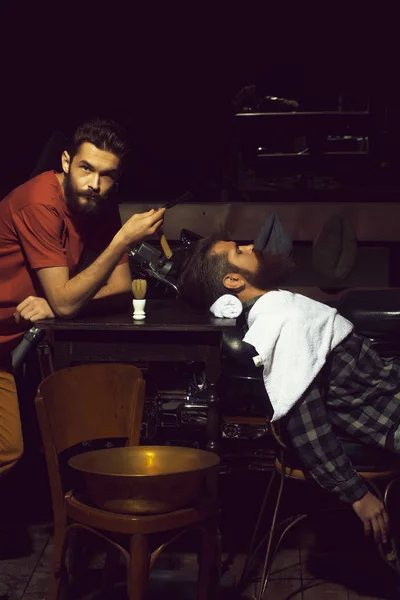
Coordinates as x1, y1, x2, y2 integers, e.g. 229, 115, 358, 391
234, 288, 400, 599
217, 326, 272, 467
339, 288, 400, 357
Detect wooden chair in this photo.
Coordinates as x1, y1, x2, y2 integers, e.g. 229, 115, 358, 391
238, 420, 400, 600
35, 363, 220, 600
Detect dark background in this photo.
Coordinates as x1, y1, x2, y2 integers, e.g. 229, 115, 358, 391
0, 5, 397, 198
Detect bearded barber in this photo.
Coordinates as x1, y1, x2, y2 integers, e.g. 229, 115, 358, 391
0, 118, 165, 477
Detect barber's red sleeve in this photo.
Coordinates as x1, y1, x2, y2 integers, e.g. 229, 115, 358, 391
12, 205, 68, 269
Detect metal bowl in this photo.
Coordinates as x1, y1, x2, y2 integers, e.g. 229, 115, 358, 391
68, 446, 220, 515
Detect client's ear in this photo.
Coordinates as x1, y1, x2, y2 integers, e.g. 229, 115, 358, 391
223, 272, 245, 291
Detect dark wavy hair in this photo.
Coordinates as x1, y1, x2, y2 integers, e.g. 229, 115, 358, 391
69, 118, 130, 166
178, 235, 238, 309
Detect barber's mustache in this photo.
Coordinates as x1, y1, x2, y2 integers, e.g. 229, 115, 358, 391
80, 191, 102, 200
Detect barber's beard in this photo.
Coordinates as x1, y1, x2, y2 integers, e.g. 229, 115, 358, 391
241, 251, 294, 290
63, 172, 108, 215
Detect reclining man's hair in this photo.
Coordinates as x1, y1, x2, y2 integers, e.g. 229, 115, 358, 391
69, 118, 130, 165
178, 235, 236, 310
178, 235, 294, 310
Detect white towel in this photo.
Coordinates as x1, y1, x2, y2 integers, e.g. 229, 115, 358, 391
210, 294, 243, 318
243, 291, 353, 421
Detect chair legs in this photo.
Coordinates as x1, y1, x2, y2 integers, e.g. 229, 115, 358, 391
47, 521, 219, 600
239, 465, 301, 600
256, 469, 286, 600
127, 534, 150, 600
126, 520, 221, 600
197, 518, 221, 600
376, 477, 400, 575
67, 528, 90, 587
239, 470, 277, 591
46, 524, 68, 600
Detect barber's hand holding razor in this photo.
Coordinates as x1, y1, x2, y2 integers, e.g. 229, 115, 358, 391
119, 208, 166, 248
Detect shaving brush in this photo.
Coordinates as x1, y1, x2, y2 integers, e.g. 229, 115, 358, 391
132, 278, 147, 320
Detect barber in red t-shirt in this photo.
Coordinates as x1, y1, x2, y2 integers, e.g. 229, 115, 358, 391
0, 118, 165, 477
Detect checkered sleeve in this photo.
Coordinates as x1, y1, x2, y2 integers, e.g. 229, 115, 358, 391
285, 380, 369, 504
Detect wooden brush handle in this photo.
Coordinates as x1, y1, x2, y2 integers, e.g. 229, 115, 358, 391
158, 230, 173, 259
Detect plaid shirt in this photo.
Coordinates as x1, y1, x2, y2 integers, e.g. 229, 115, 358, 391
285, 332, 400, 504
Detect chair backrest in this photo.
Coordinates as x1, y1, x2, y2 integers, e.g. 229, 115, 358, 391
35, 363, 146, 523
35, 363, 146, 454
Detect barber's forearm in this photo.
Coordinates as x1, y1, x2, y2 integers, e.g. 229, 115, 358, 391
92, 279, 131, 300
55, 234, 128, 317
37, 209, 165, 318
78, 265, 132, 315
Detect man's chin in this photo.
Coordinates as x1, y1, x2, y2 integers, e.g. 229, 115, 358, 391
76, 197, 102, 215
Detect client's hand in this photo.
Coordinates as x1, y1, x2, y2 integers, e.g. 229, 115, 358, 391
14, 296, 55, 323
352, 491, 389, 544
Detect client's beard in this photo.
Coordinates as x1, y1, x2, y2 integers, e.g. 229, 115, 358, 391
241, 251, 294, 290
64, 173, 107, 215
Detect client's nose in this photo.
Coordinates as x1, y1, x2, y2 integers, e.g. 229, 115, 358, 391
239, 244, 254, 254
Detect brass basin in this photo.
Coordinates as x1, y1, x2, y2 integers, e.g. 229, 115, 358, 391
68, 446, 220, 515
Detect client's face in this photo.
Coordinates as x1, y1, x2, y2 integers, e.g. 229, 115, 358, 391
213, 240, 287, 291
213, 241, 261, 272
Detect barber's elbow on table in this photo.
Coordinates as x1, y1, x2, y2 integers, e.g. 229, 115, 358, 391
46, 288, 93, 319
39, 294, 81, 319
50, 302, 81, 319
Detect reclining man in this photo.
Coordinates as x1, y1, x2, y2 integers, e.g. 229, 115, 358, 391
0, 118, 165, 478
178, 236, 400, 545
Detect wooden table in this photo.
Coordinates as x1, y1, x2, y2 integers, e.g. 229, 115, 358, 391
37, 299, 237, 452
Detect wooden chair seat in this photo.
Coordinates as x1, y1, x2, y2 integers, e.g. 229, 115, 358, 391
274, 457, 398, 482
65, 490, 216, 535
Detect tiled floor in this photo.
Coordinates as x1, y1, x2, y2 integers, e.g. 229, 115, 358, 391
1, 515, 399, 600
